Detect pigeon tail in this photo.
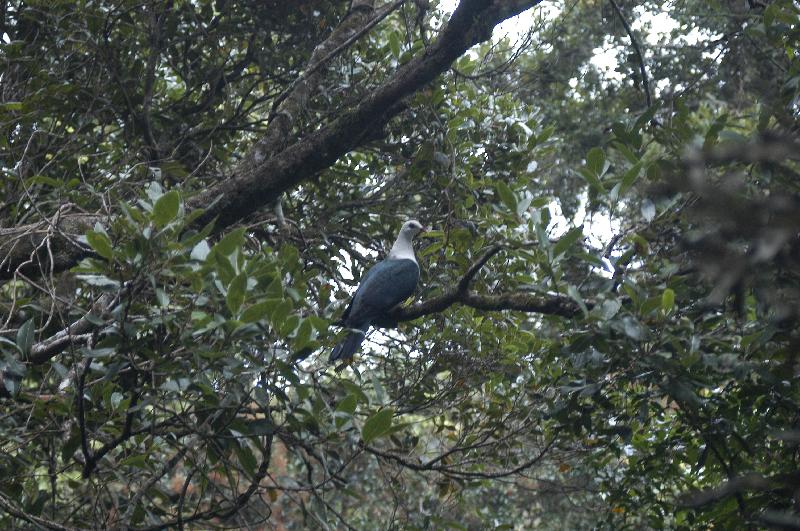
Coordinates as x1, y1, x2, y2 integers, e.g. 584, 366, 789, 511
329, 327, 367, 363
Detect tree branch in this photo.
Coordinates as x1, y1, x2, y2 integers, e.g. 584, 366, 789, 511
27, 293, 118, 365
0, 212, 97, 281
133, 433, 274, 531
83, 392, 140, 478
390, 289, 582, 322
678, 472, 776, 508
456, 244, 503, 292
380, 243, 582, 323
267, 0, 407, 124
609, 0, 651, 108
0, 492, 77, 531
364, 433, 558, 479
0, 0, 544, 282
190, 0, 545, 229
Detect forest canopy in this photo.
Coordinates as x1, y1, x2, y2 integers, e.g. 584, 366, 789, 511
1, 0, 799, 528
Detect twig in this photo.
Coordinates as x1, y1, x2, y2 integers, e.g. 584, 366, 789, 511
456, 244, 503, 292
28, 292, 118, 364
83, 392, 141, 478
267, 0, 407, 123
76, 357, 92, 475
0, 492, 77, 531
609, 0, 651, 108
364, 433, 558, 479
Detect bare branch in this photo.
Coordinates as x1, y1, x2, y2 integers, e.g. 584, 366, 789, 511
0, 212, 98, 281
133, 433, 274, 531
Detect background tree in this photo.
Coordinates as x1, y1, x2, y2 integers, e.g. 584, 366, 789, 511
0, 0, 798, 528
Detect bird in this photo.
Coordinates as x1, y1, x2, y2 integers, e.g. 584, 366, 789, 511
330, 220, 426, 363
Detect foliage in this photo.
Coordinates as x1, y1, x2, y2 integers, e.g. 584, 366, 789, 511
0, 0, 799, 529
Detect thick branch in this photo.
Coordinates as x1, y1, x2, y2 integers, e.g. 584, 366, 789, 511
0, 213, 98, 281
381, 243, 583, 323
392, 288, 582, 321
189, 0, 545, 228
1, 0, 544, 282
678, 472, 775, 508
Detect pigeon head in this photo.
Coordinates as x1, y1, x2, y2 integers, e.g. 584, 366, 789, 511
400, 219, 426, 238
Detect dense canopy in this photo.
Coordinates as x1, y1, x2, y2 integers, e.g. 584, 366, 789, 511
1, 0, 799, 528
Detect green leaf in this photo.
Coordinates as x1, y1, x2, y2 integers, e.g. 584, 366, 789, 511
241, 300, 277, 323
16, 318, 35, 356
120, 454, 149, 468
495, 182, 518, 213
537, 125, 555, 144
586, 147, 605, 175
576, 251, 605, 268
152, 190, 180, 228
340, 380, 370, 405
578, 167, 604, 194
662, 288, 675, 313
362, 408, 395, 444
335, 393, 358, 428
76, 274, 120, 288
227, 273, 247, 314
703, 114, 728, 150
389, 31, 401, 59
86, 230, 113, 260
620, 162, 643, 196
270, 299, 293, 328
235, 444, 258, 479
614, 141, 640, 164
211, 227, 245, 258
641, 199, 656, 222
82, 347, 115, 358
190, 240, 211, 261
293, 318, 313, 349
567, 285, 588, 318
155, 288, 170, 307
213, 251, 236, 284
600, 299, 622, 320
553, 226, 584, 258
246, 419, 275, 436
370, 369, 387, 406
26, 175, 62, 188
336, 394, 358, 416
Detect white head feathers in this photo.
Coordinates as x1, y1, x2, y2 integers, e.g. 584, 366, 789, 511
387, 220, 426, 261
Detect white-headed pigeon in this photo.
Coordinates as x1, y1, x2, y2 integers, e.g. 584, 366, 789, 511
330, 220, 426, 363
